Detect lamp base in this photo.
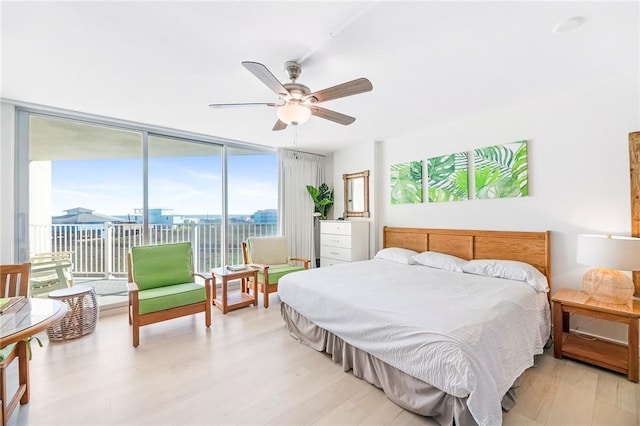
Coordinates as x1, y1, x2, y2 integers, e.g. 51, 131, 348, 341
582, 268, 634, 304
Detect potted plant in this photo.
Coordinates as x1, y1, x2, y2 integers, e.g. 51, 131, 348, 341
306, 183, 334, 220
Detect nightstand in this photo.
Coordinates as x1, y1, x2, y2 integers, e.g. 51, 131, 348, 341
552, 288, 640, 382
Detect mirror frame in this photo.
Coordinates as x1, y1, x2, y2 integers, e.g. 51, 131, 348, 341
343, 170, 370, 218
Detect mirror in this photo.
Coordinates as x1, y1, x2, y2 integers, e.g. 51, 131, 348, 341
343, 170, 370, 218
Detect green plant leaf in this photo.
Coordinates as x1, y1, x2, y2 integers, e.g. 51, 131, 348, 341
429, 187, 453, 202
512, 143, 528, 196
307, 183, 334, 218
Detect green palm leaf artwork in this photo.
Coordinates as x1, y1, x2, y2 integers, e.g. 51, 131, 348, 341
474, 141, 528, 199
427, 152, 469, 202
390, 161, 423, 204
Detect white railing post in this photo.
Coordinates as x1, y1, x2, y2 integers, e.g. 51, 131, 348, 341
29, 221, 278, 279
192, 223, 200, 271
105, 222, 113, 278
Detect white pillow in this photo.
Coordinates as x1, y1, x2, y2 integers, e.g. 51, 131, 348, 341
412, 251, 467, 272
462, 259, 549, 292
374, 247, 418, 265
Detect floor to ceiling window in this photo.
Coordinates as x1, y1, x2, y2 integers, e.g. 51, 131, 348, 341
20, 110, 277, 308
227, 147, 278, 264
147, 134, 223, 271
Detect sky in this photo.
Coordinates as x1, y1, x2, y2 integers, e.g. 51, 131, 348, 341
52, 154, 278, 216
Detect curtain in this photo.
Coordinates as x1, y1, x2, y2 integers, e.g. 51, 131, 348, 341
278, 148, 325, 265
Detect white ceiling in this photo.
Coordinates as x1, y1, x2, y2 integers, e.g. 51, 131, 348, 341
1, 1, 638, 155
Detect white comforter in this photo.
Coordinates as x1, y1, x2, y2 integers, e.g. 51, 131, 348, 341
278, 259, 551, 426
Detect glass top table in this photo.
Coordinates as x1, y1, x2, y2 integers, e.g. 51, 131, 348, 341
0, 298, 67, 348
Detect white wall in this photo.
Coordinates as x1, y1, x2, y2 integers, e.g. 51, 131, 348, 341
333, 140, 376, 257
332, 76, 640, 342
1, 103, 16, 263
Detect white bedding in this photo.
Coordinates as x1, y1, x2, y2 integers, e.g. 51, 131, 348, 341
278, 259, 551, 426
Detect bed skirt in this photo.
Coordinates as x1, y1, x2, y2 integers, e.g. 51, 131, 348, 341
280, 302, 520, 426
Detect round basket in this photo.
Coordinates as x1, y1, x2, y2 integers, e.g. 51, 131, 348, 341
47, 285, 98, 341
582, 268, 634, 305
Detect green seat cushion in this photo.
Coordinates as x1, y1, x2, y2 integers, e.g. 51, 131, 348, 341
259, 264, 306, 285
131, 242, 193, 290
138, 282, 205, 315
0, 343, 16, 363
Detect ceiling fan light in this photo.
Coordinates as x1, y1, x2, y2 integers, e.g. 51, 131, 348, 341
277, 102, 311, 125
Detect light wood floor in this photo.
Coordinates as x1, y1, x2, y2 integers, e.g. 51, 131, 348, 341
5, 294, 640, 426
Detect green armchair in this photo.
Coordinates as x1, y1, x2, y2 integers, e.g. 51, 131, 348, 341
127, 242, 212, 347
241, 236, 310, 308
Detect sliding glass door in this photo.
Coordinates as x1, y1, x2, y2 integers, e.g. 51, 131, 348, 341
148, 134, 223, 271
227, 147, 278, 264
19, 109, 276, 307
29, 114, 143, 281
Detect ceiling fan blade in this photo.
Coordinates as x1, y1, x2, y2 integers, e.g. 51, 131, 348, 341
303, 78, 372, 104
242, 61, 290, 99
208, 102, 277, 108
272, 119, 288, 131
309, 106, 356, 125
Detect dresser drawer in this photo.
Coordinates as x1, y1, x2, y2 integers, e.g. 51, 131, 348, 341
320, 257, 349, 267
320, 245, 352, 261
320, 233, 351, 249
320, 221, 352, 236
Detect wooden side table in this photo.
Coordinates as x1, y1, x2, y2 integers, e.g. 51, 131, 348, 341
212, 267, 258, 314
552, 288, 640, 382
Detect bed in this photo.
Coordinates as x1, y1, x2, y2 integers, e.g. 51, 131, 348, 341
278, 226, 551, 426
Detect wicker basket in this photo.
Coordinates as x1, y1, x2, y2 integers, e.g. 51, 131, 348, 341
47, 285, 98, 341
582, 268, 634, 305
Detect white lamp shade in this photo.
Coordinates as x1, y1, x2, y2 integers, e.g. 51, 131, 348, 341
276, 101, 311, 125
576, 234, 640, 271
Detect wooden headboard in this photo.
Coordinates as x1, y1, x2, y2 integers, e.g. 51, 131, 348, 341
383, 226, 551, 285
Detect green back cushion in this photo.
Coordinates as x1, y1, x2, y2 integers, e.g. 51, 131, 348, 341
131, 242, 193, 290
248, 237, 288, 265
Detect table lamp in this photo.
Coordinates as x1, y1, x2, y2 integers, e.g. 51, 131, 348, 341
576, 234, 640, 304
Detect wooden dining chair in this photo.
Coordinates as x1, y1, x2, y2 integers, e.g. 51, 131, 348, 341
0, 263, 31, 426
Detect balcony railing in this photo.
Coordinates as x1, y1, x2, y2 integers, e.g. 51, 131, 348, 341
29, 222, 278, 278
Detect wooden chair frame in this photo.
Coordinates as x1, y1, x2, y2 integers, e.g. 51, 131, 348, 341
241, 241, 310, 308
0, 263, 31, 426
127, 253, 212, 348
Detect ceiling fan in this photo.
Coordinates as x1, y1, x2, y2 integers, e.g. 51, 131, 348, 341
209, 61, 373, 131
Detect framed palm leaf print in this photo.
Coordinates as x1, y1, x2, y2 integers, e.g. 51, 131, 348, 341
390, 161, 423, 204
474, 141, 528, 199
427, 152, 469, 202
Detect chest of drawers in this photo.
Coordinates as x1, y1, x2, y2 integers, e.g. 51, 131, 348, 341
320, 220, 369, 267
